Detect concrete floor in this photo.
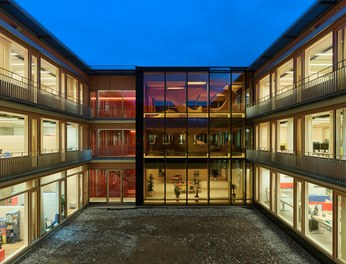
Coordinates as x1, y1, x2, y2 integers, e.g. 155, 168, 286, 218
14, 206, 320, 264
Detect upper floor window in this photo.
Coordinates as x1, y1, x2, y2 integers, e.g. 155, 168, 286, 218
67, 75, 78, 102
0, 34, 28, 80
94, 90, 136, 119
257, 122, 270, 150
41, 59, 59, 94
277, 118, 293, 152
277, 60, 293, 95
305, 111, 333, 157
336, 108, 346, 160
0, 111, 28, 157
67, 122, 79, 151
257, 75, 270, 102
41, 118, 59, 153
305, 32, 333, 80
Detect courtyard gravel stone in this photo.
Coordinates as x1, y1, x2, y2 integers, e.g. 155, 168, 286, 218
14, 206, 320, 264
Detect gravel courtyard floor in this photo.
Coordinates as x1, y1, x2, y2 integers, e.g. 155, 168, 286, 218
15, 206, 320, 264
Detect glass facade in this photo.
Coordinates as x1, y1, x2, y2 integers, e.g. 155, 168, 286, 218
89, 169, 136, 203
141, 69, 247, 204
0, 166, 83, 263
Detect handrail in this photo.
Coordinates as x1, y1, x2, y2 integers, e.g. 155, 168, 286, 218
0, 67, 89, 117
250, 60, 346, 107
0, 149, 92, 182
246, 149, 346, 188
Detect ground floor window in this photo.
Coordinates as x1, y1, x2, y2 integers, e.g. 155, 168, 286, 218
67, 175, 79, 216
255, 166, 335, 256
338, 194, 346, 262
277, 174, 294, 225
305, 182, 333, 254
89, 169, 136, 203
259, 167, 270, 208
144, 159, 249, 205
40, 182, 59, 235
0, 193, 28, 262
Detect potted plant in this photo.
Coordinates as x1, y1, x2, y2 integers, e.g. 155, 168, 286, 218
174, 186, 181, 201
147, 174, 154, 197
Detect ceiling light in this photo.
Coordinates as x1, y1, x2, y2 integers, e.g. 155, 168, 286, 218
10, 52, 18, 56
315, 53, 333, 56
310, 63, 332, 66
188, 81, 206, 85
167, 87, 184, 90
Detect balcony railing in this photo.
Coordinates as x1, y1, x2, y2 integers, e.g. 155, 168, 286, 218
247, 62, 346, 118
0, 149, 92, 183
246, 149, 346, 188
0, 67, 91, 117
97, 145, 135, 157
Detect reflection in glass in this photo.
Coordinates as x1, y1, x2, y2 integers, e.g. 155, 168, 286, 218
210, 159, 230, 203
277, 174, 293, 225
89, 169, 106, 202
41, 182, 59, 235
305, 182, 333, 253
259, 167, 270, 208
210, 72, 230, 116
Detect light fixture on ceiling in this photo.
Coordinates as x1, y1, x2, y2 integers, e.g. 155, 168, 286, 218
167, 87, 184, 90
188, 81, 206, 85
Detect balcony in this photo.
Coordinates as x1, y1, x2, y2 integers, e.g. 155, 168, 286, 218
247, 63, 346, 118
247, 149, 346, 188
0, 149, 92, 183
0, 67, 90, 117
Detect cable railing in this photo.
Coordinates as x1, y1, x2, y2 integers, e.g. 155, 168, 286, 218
247, 61, 346, 118
0, 149, 92, 183
0, 67, 90, 117
247, 149, 346, 188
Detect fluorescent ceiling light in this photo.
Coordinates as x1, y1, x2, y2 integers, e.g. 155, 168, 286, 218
315, 53, 333, 56
188, 81, 206, 85
167, 87, 184, 90
41, 77, 56, 80
11, 63, 24, 66
310, 63, 332, 66
10, 52, 18, 56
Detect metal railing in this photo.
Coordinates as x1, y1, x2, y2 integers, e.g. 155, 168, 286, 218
0, 67, 91, 117
0, 149, 92, 183
246, 149, 346, 188
247, 62, 346, 118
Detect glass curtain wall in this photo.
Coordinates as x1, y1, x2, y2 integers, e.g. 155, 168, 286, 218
0, 111, 28, 157
96, 90, 136, 119
143, 69, 248, 204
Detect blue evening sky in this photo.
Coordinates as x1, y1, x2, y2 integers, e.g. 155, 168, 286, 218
15, 0, 316, 67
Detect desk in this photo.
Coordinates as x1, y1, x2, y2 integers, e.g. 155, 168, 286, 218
280, 195, 293, 211
311, 213, 332, 231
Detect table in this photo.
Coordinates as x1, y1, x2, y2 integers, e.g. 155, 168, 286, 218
312, 213, 332, 231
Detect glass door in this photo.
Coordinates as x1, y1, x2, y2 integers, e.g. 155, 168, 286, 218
108, 170, 122, 202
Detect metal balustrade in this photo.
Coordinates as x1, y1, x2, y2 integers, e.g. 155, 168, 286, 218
0, 149, 92, 183
247, 63, 346, 118
246, 149, 346, 188
0, 67, 91, 117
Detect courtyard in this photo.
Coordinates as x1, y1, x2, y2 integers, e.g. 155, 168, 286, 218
14, 206, 320, 264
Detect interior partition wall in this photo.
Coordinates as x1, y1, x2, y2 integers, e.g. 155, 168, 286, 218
138, 68, 250, 205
